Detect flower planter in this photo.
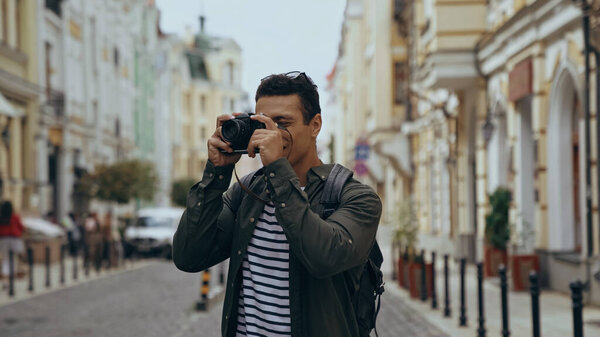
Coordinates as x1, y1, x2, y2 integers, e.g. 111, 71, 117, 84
408, 262, 433, 299
396, 258, 405, 287
511, 254, 539, 291
484, 245, 508, 277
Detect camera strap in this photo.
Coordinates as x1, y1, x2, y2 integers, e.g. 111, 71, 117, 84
233, 168, 269, 204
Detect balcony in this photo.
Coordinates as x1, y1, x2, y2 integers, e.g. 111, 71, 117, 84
45, 90, 64, 118
417, 0, 487, 90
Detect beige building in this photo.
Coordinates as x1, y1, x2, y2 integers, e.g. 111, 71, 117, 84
0, 0, 40, 213
171, 19, 247, 182
477, 0, 600, 302
406, 0, 600, 302
402, 0, 488, 260
330, 0, 600, 303
328, 0, 412, 223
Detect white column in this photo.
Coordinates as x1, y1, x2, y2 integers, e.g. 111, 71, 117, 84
6, 0, 15, 49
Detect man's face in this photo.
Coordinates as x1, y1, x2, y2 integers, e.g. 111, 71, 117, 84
255, 94, 321, 166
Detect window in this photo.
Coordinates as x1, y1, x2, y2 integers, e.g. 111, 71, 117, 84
45, 42, 52, 96
91, 18, 97, 75
226, 61, 234, 85
200, 95, 206, 114
15, 0, 20, 50
183, 125, 191, 141
394, 62, 406, 104
1, 0, 7, 43
185, 92, 192, 115
93, 101, 98, 125
45, 0, 61, 17
113, 47, 119, 68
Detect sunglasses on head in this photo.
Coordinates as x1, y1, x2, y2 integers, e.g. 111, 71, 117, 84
261, 71, 314, 85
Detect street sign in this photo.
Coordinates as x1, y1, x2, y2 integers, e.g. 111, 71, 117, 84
353, 161, 369, 176
355, 141, 370, 161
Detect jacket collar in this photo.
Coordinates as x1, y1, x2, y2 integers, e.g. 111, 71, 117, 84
307, 163, 335, 185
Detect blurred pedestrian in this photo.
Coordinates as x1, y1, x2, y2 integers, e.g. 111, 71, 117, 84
0, 200, 25, 279
84, 212, 101, 263
61, 212, 80, 255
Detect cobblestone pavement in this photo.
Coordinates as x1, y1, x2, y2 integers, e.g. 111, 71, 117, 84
0, 261, 448, 337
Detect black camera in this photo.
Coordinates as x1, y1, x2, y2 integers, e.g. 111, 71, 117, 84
221, 113, 266, 153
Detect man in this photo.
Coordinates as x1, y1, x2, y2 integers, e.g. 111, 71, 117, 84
173, 72, 382, 337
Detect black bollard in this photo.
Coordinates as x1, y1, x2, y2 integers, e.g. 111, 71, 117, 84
530, 271, 540, 337
431, 251, 437, 309
27, 247, 34, 292
60, 244, 65, 285
499, 265, 510, 337
95, 242, 102, 274
84, 242, 90, 277
443, 254, 451, 317
45, 246, 51, 288
196, 268, 211, 311
420, 249, 427, 302
477, 262, 486, 337
73, 245, 78, 281
8, 249, 14, 297
107, 241, 112, 270
570, 280, 584, 337
459, 257, 467, 326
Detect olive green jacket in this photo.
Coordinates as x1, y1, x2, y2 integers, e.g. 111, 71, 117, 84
173, 158, 382, 337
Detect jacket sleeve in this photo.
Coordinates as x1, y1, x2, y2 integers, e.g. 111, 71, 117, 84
172, 161, 237, 273
263, 158, 382, 279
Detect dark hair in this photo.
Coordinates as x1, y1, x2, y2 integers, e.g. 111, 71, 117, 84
0, 200, 13, 224
255, 72, 321, 124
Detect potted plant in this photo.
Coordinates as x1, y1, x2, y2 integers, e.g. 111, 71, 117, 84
484, 187, 511, 277
391, 200, 419, 288
407, 252, 433, 299
510, 219, 539, 291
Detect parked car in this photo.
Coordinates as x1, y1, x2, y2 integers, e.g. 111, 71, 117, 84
123, 207, 184, 259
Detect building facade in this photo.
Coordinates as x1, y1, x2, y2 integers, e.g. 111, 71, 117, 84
171, 19, 247, 182
329, 0, 600, 303
38, 0, 146, 220
328, 0, 412, 224
477, 0, 600, 302
0, 0, 39, 214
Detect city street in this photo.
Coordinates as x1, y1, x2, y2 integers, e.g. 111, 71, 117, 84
0, 261, 448, 337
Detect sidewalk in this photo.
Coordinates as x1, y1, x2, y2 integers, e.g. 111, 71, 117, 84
376, 225, 600, 337
0, 254, 152, 307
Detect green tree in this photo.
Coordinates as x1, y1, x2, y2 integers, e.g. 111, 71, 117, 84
87, 160, 158, 204
171, 178, 196, 207
485, 187, 512, 250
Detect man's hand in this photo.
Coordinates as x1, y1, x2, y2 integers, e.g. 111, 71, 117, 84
207, 114, 242, 167
247, 114, 285, 166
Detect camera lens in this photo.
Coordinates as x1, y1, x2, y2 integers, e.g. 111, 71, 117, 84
221, 119, 241, 143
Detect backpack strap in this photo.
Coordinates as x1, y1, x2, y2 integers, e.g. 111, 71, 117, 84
230, 169, 262, 213
319, 164, 353, 219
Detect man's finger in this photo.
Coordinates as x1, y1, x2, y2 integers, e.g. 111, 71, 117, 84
250, 113, 278, 130
247, 139, 257, 158
216, 114, 234, 127
208, 137, 233, 153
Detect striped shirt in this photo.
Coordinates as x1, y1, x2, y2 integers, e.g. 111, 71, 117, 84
236, 201, 291, 337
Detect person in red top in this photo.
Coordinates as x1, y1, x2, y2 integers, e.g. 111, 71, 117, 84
0, 200, 25, 278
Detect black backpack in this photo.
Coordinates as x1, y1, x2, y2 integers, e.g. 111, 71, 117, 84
231, 164, 385, 337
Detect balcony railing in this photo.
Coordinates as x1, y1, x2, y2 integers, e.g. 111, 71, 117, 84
46, 90, 64, 118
